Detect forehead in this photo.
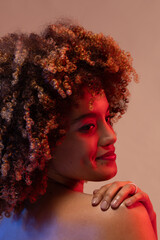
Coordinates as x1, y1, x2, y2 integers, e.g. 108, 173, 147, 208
70, 89, 109, 120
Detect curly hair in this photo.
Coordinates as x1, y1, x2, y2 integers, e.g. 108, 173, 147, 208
0, 19, 138, 219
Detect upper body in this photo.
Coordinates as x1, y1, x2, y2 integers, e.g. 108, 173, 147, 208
0, 182, 156, 240
0, 19, 157, 240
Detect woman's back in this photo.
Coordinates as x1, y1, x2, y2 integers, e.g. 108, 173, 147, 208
0, 184, 156, 240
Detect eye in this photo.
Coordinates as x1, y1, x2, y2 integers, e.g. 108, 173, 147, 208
105, 115, 114, 127
79, 123, 96, 133
105, 115, 111, 123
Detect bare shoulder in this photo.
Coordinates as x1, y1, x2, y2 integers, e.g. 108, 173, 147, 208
59, 193, 156, 240
104, 202, 156, 240
82, 195, 156, 240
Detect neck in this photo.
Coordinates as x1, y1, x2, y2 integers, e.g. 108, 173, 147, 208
47, 170, 84, 193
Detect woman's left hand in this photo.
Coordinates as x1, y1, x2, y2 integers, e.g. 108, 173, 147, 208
91, 181, 157, 239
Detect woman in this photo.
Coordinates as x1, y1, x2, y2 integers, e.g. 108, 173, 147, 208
0, 20, 157, 239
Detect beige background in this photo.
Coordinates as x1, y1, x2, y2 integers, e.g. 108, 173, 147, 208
0, 0, 159, 236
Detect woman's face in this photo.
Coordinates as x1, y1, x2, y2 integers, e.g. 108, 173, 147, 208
49, 89, 117, 183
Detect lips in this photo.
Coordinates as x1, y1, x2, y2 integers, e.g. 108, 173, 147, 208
96, 153, 116, 161
96, 146, 116, 161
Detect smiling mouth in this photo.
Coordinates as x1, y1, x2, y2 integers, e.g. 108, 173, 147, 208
96, 153, 116, 161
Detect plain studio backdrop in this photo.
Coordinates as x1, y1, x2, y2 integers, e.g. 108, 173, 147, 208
0, 0, 159, 237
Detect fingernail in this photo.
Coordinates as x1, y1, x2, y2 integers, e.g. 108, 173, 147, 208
92, 197, 99, 205
100, 200, 109, 210
125, 200, 132, 206
111, 199, 118, 207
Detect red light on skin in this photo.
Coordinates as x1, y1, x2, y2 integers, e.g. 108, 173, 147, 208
96, 153, 116, 161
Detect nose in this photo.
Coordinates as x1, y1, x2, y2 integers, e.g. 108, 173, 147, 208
98, 121, 117, 147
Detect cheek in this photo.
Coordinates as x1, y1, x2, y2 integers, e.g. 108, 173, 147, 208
54, 135, 84, 163
54, 133, 99, 165
80, 134, 99, 159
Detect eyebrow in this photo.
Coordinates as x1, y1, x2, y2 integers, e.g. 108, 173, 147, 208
71, 106, 110, 125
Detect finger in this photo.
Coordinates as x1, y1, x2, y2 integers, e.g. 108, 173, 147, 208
92, 191, 106, 206
92, 189, 99, 195
92, 181, 132, 210
124, 192, 143, 206
110, 183, 139, 209
97, 181, 124, 210
124, 191, 154, 217
92, 184, 111, 206
125, 192, 155, 219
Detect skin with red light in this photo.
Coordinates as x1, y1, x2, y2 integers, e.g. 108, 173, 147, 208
0, 89, 157, 240
48, 89, 117, 191
45, 89, 157, 239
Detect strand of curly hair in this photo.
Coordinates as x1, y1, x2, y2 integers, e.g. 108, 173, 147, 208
0, 19, 138, 219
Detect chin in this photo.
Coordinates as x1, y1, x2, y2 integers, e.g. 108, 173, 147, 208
87, 166, 118, 182
102, 164, 117, 181
106, 168, 117, 180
